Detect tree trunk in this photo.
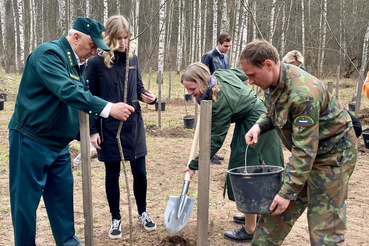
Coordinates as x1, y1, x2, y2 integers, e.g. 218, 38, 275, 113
202, 0, 207, 56
241, 0, 248, 48
230, 0, 241, 68
103, 0, 108, 24
268, 0, 277, 43
191, 0, 196, 62
0, 0, 7, 71
69, 0, 75, 28
17, 0, 24, 72
197, 0, 202, 60
252, 1, 257, 40
86, 0, 90, 17
158, 0, 165, 73
280, 0, 286, 56
12, 0, 18, 72
116, 0, 120, 15
301, 0, 305, 57
58, 0, 66, 36
212, 0, 218, 47
319, 0, 327, 77
134, 0, 139, 54
176, 0, 183, 74
221, 0, 227, 32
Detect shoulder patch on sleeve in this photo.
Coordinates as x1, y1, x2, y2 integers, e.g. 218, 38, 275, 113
293, 115, 315, 126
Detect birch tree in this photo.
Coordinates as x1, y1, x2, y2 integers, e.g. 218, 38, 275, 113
269, 0, 277, 43
158, 0, 165, 73
213, 0, 218, 47
86, 0, 90, 17
0, 0, 6, 70
202, 0, 207, 56
241, 0, 248, 48
116, 0, 120, 15
280, 0, 286, 56
12, 0, 18, 72
58, 0, 66, 36
301, 0, 305, 57
17, 0, 25, 72
231, 0, 241, 68
32, 0, 37, 49
69, 0, 75, 28
359, 22, 369, 85
220, 0, 227, 32
190, 1, 196, 62
252, 1, 257, 40
319, 0, 327, 76
197, 0, 202, 60
103, 0, 108, 24
134, 0, 139, 54
176, 0, 184, 73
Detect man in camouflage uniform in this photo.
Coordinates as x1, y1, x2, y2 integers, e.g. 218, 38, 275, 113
239, 39, 357, 245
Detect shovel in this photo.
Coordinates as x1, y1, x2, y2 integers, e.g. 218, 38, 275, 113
164, 117, 200, 235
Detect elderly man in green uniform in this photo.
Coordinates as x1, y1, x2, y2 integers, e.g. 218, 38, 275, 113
181, 62, 284, 242
8, 17, 134, 246
240, 39, 357, 245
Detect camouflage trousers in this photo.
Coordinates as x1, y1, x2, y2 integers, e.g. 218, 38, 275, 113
252, 143, 357, 246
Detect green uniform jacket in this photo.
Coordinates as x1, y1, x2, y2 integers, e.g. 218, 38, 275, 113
188, 68, 284, 200
9, 36, 107, 152
256, 63, 357, 200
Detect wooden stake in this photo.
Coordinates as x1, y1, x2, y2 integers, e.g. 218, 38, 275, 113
79, 111, 94, 246
197, 100, 212, 246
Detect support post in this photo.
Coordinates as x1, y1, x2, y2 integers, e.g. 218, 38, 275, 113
79, 111, 93, 246
197, 100, 212, 246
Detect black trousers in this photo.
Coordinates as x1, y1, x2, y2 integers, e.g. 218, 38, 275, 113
105, 157, 147, 220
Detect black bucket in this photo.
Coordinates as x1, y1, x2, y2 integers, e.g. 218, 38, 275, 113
0, 100, 3, 110
155, 101, 166, 111
227, 165, 284, 214
348, 103, 355, 111
184, 94, 193, 101
362, 129, 369, 149
183, 115, 195, 129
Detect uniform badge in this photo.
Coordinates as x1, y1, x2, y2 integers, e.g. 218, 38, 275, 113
293, 115, 315, 126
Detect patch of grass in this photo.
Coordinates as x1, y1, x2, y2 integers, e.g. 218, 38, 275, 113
0, 207, 10, 213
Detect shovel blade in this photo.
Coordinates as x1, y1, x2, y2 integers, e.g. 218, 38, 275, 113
164, 195, 195, 236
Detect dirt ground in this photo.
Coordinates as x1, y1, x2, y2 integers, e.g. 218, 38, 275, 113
0, 98, 369, 245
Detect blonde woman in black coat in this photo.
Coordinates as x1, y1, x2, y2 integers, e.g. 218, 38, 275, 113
86, 15, 157, 239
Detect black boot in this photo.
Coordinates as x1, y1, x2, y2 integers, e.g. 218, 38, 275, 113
233, 214, 245, 224
224, 226, 254, 242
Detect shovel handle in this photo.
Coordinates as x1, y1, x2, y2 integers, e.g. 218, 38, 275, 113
185, 116, 200, 181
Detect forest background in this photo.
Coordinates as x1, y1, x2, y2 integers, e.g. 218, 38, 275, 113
1, 0, 369, 85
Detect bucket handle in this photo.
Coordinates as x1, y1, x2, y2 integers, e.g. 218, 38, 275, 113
244, 144, 250, 173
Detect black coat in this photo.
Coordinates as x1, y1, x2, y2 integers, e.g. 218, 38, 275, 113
86, 52, 149, 162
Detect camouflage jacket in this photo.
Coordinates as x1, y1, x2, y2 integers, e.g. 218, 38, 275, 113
256, 63, 357, 200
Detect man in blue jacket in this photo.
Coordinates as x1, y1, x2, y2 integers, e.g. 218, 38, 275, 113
201, 32, 232, 74
201, 32, 232, 165
8, 17, 134, 246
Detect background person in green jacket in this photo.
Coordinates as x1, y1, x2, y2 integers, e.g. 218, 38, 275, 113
181, 62, 284, 243
242, 39, 357, 245
8, 17, 134, 246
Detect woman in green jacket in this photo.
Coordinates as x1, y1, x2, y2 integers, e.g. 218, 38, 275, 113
181, 62, 284, 243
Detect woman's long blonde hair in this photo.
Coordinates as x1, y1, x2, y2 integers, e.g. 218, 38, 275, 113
100, 15, 136, 68
181, 62, 220, 101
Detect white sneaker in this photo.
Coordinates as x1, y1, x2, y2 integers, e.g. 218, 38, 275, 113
138, 212, 156, 231
108, 219, 122, 239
